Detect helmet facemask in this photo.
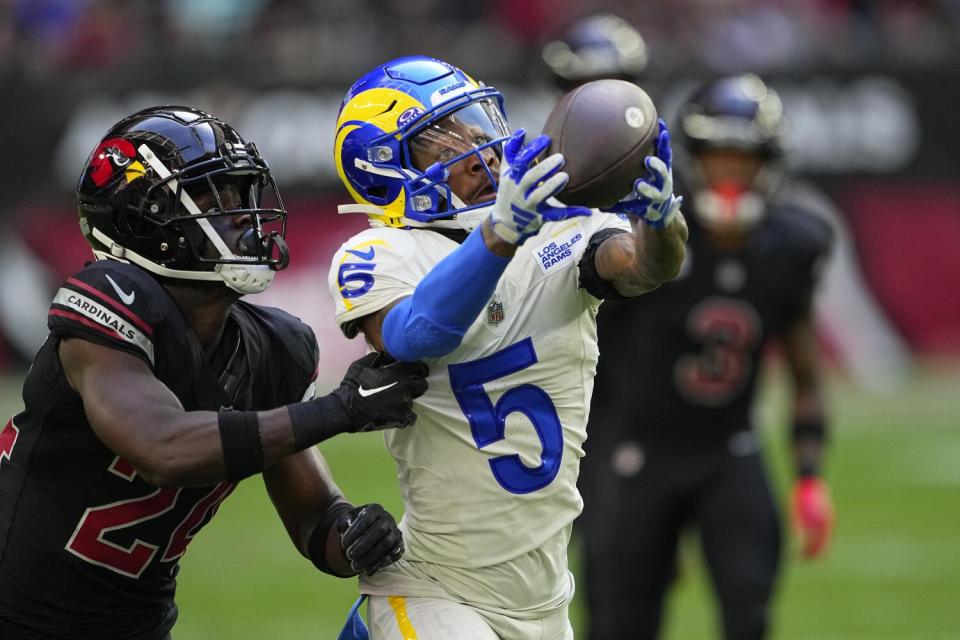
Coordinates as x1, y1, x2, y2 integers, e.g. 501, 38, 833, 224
687, 147, 778, 234
403, 98, 509, 226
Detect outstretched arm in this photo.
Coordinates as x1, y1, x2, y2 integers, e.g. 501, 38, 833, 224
60, 339, 426, 487
594, 119, 688, 297
593, 215, 688, 296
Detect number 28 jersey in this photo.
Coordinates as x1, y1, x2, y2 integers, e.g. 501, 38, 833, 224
0, 260, 318, 640
328, 213, 629, 615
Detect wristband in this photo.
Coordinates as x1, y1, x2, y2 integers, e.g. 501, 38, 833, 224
796, 460, 820, 478
217, 410, 264, 481
792, 416, 827, 478
306, 496, 355, 576
287, 394, 351, 451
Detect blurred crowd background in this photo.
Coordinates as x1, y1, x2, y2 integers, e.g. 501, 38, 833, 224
1, 0, 959, 383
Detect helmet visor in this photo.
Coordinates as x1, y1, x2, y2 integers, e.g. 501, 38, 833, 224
407, 99, 510, 207
409, 99, 510, 168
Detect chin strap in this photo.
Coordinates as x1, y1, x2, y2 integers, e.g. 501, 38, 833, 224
90, 229, 275, 294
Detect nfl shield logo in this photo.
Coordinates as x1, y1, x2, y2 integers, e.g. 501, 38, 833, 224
486, 295, 504, 325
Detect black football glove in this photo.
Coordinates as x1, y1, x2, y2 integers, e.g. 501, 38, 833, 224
337, 503, 404, 576
331, 352, 429, 433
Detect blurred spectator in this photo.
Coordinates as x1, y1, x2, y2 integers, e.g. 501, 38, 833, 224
56, 0, 140, 71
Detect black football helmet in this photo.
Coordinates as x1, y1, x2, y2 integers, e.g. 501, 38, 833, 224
77, 106, 288, 294
675, 75, 787, 231
676, 74, 785, 158
541, 13, 648, 92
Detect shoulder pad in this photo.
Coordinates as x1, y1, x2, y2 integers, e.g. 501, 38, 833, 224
47, 260, 169, 367
770, 206, 834, 260
232, 302, 320, 401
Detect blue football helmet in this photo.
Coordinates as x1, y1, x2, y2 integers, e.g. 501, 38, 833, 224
334, 55, 511, 230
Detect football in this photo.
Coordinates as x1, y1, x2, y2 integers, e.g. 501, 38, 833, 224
542, 79, 659, 209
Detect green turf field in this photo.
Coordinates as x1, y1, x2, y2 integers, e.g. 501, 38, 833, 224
1, 365, 958, 639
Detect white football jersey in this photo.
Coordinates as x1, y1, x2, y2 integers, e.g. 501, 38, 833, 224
327, 211, 630, 616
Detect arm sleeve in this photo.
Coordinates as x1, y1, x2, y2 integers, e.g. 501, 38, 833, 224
382, 226, 510, 361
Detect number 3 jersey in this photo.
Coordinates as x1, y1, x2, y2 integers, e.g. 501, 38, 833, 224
591, 205, 833, 449
328, 213, 630, 617
0, 260, 318, 640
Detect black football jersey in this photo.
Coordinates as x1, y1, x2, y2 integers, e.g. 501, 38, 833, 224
589, 205, 832, 449
0, 260, 318, 640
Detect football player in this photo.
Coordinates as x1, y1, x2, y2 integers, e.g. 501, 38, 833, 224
327, 56, 687, 639
580, 75, 835, 640
0, 106, 428, 640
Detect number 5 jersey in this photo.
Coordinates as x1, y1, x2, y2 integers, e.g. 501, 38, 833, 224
0, 260, 318, 640
327, 213, 629, 619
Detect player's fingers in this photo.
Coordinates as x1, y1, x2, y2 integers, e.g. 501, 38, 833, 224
656, 118, 673, 166
345, 516, 395, 563
398, 411, 418, 428
351, 528, 403, 574
405, 375, 428, 399
402, 361, 429, 378
517, 151, 563, 191
393, 361, 429, 398
503, 129, 526, 166
361, 539, 404, 576
340, 507, 373, 549
523, 155, 565, 198
641, 156, 669, 191
514, 135, 552, 173
635, 180, 664, 201
526, 172, 569, 205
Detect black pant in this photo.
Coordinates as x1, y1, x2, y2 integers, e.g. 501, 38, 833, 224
580, 435, 782, 640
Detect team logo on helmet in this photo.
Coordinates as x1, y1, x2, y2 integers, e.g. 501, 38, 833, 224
88, 138, 137, 187
397, 107, 426, 129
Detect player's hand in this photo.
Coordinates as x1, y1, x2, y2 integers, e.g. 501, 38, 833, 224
331, 353, 428, 432
604, 118, 682, 229
489, 129, 592, 245
791, 476, 834, 559
336, 503, 404, 576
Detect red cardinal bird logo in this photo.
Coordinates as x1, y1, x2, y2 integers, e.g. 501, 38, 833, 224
88, 137, 137, 187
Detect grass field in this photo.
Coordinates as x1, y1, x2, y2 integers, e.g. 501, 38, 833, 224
2, 364, 958, 639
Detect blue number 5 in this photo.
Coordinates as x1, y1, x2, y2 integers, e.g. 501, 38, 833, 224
448, 338, 563, 494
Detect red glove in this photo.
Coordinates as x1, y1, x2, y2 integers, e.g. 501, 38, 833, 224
791, 477, 834, 559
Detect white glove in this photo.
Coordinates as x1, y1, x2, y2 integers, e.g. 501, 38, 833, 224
489, 129, 591, 245
605, 119, 682, 229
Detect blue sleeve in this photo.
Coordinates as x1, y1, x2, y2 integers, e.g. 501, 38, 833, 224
382, 226, 510, 361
